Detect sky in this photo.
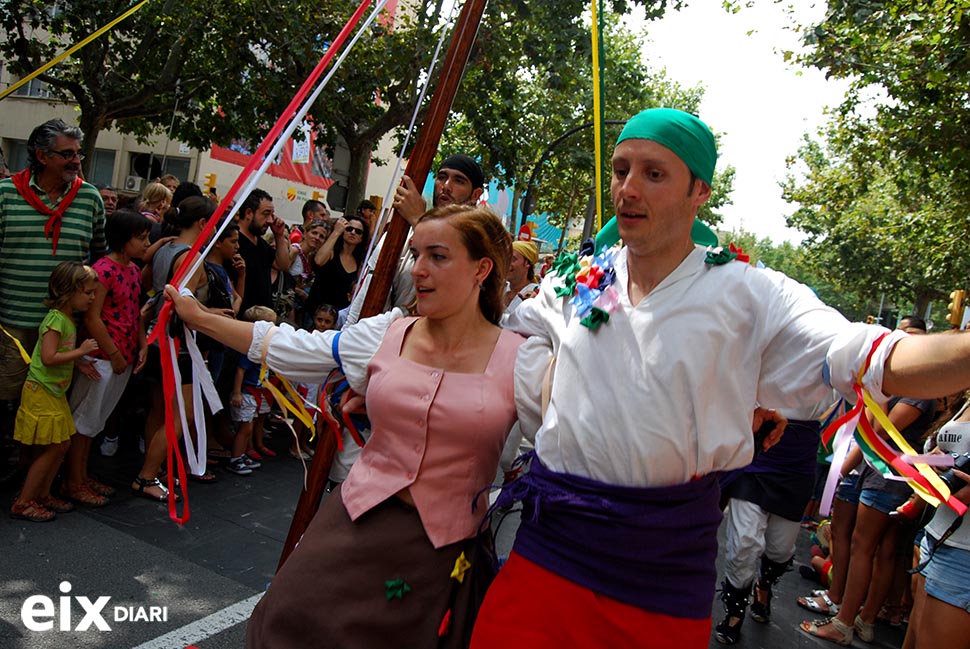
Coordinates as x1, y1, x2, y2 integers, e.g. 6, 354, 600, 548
631, 1, 851, 244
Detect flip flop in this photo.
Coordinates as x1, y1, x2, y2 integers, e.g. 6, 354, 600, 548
189, 471, 218, 484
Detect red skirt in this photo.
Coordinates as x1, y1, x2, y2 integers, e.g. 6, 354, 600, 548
470, 552, 712, 649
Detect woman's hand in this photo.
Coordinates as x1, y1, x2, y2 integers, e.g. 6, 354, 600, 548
232, 253, 246, 276
332, 217, 348, 238
109, 350, 129, 374
76, 358, 101, 381
134, 346, 149, 374
164, 285, 207, 328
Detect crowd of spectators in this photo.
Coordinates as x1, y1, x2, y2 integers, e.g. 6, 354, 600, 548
0, 119, 372, 520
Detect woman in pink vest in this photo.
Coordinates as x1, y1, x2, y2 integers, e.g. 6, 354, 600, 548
166, 204, 523, 649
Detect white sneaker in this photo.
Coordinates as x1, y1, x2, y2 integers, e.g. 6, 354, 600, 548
100, 436, 119, 457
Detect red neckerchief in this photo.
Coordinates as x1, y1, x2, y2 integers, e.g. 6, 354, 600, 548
10, 169, 83, 255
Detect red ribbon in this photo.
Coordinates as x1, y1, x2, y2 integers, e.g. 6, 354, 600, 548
10, 169, 83, 255
728, 242, 749, 263
148, 1, 374, 524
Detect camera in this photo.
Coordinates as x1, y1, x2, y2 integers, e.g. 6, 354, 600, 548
938, 452, 970, 493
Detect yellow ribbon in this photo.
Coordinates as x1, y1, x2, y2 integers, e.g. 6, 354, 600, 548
259, 366, 315, 432
590, 0, 604, 231
862, 390, 952, 507
0, 0, 150, 101
0, 324, 31, 364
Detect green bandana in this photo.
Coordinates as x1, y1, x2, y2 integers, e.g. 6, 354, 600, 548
615, 108, 717, 186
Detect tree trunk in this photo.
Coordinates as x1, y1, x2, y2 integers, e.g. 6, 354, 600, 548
913, 290, 935, 321
78, 109, 106, 181
343, 136, 375, 216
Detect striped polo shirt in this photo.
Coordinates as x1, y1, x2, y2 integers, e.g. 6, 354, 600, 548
0, 173, 105, 329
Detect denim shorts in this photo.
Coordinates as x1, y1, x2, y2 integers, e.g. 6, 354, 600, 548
859, 487, 909, 514
919, 536, 970, 612
835, 474, 862, 504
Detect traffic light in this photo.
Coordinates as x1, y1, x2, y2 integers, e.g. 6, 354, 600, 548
203, 173, 217, 190
947, 289, 966, 327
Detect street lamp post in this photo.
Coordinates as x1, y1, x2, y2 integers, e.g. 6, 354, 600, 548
518, 119, 626, 234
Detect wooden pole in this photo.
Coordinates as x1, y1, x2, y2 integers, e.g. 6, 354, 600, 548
277, 0, 488, 571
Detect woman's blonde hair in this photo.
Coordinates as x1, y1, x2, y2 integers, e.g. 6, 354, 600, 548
417, 205, 512, 325
140, 182, 172, 212
45, 261, 98, 309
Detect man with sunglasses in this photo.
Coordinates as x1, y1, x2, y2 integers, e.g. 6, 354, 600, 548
0, 119, 105, 421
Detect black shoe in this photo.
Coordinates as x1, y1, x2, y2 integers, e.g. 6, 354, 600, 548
750, 582, 771, 623
715, 615, 744, 645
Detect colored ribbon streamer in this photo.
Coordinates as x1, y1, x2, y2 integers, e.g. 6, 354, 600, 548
0, 1, 150, 101
590, 0, 605, 231
149, 0, 382, 524
819, 331, 967, 517
0, 324, 31, 364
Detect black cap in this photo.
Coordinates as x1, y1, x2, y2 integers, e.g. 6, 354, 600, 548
439, 154, 485, 189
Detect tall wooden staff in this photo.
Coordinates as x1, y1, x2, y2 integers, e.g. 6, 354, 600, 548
277, 0, 488, 570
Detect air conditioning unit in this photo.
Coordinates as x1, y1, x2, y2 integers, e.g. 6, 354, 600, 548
124, 175, 144, 192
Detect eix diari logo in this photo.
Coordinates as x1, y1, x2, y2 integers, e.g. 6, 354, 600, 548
21, 581, 168, 632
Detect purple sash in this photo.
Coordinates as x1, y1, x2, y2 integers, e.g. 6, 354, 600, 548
494, 453, 722, 619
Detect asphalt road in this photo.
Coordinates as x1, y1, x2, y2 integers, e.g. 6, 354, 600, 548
1, 428, 908, 649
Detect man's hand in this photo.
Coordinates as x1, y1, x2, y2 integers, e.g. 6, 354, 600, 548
392, 176, 428, 226
269, 213, 287, 238
752, 407, 787, 452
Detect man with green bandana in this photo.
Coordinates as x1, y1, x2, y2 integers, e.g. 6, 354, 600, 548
471, 107, 970, 647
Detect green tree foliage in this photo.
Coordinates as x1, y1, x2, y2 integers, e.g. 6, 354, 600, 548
0, 0, 283, 169
441, 7, 735, 238
790, 0, 970, 197
782, 128, 969, 318
779, 0, 970, 318
4, 0, 728, 217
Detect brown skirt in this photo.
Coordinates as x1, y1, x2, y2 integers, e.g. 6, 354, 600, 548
247, 486, 492, 649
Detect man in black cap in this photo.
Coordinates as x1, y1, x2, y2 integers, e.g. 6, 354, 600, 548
342, 153, 486, 327
392, 153, 485, 216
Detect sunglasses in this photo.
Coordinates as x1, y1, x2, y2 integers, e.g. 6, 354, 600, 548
345, 226, 364, 235
48, 149, 85, 161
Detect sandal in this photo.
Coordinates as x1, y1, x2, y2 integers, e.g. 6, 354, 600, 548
10, 500, 56, 522
797, 591, 840, 615
63, 484, 109, 507
131, 476, 180, 502
189, 471, 218, 484
854, 614, 875, 643
38, 495, 74, 514
85, 478, 116, 497
800, 617, 854, 646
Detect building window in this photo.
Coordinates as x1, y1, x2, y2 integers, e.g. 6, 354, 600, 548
89, 149, 116, 186
13, 77, 53, 99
